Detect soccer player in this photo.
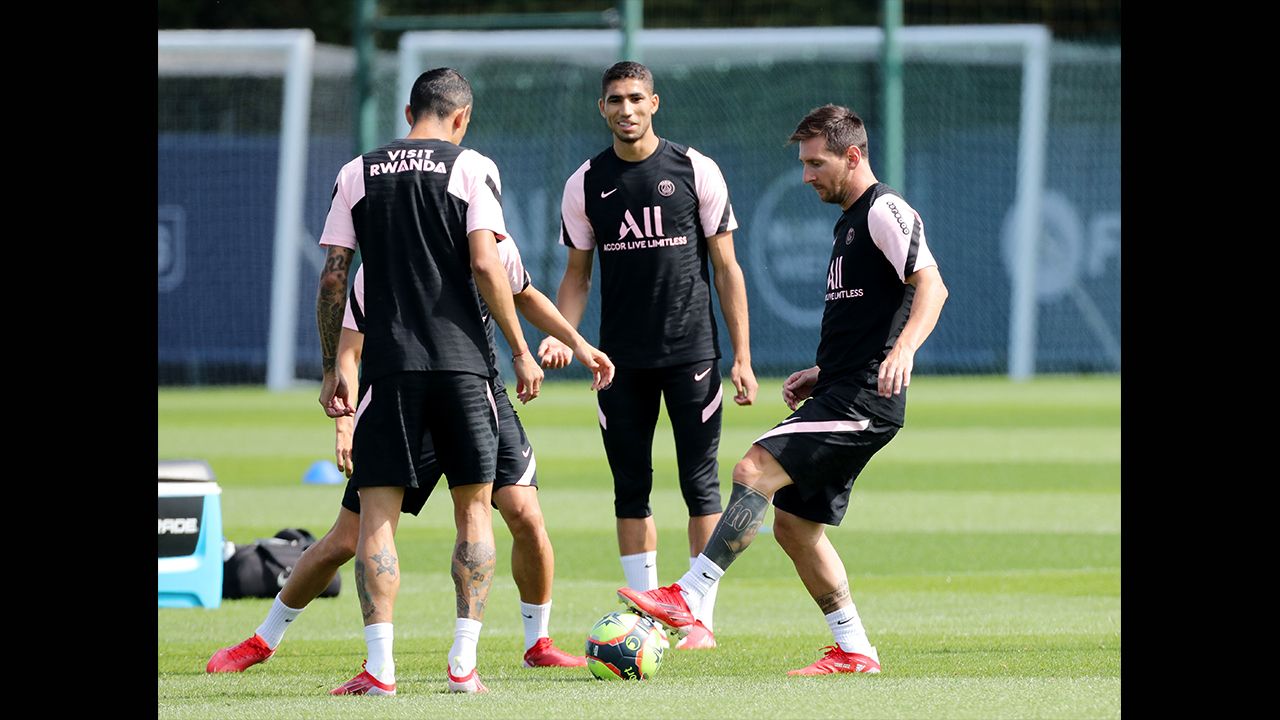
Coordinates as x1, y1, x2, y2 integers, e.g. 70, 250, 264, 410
206, 246, 602, 685
313, 68, 611, 695
538, 61, 758, 651
618, 103, 948, 675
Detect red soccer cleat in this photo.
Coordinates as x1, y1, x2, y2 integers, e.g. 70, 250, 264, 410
447, 666, 489, 693
617, 583, 696, 632
674, 620, 717, 650
523, 637, 588, 668
787, 645, 881, 676
330, 661, 397, 696
206, 634, 275, 673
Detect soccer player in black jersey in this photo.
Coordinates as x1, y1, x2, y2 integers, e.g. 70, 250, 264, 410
207, 243, 604, 682
620, 104, 949, 676
314, 68, 612, 695
540, 61, 758, 650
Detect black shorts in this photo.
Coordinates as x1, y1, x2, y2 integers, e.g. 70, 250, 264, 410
753, 386, 899, 526
596, 360, 724, 519
342, 377, 536, 515
348, 370, 498, 505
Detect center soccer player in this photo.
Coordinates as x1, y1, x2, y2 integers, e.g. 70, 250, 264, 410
539, 61, 758, 650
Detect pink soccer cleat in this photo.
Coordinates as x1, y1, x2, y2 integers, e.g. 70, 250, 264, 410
329, 660, 397, 696
206, 634, 274, 673
786, 645, 881, 676
674, 620, 717, 650
617, 583, 696, 632
447, 666, 489, 693
523, 637, 588, 668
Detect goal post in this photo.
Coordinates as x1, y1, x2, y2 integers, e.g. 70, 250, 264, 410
158, 30, 314, 390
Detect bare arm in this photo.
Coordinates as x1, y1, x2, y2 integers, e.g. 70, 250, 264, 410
538, 247, 594, 369
470, 229, 543, 403
878, 265, 949, 398
316, 245, 355, 417
334, 328, 363, 477
514, 284, 614, 389
708, 231, 758, 406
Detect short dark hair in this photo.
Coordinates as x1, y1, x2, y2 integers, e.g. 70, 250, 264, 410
601, 61, 654, 97
409, 67, 473, 121
788, 104, 869, 158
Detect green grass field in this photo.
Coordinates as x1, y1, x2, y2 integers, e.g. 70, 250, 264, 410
157, 375, 1120, 719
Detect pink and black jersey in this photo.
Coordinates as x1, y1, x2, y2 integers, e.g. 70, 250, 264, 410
320, 138, 510, 383
559, 138, 737, 368
815, 183, 938, 426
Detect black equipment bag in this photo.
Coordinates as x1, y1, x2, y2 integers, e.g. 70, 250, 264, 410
222, 528, 341, 599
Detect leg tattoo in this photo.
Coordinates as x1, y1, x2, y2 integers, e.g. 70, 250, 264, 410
814, 581, 851, 614
371, 545, 398, 577
702, 482, 770, 570
354, 558, 376, 621
451, 541, 496, 620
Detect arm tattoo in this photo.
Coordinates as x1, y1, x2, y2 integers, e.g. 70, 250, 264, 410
450, 540, 496, 620
354, 558, 376, 621
702, 482, 770, 570
316, 247, 353, 372
814, 582, 851, 614
371, 545, 397, 577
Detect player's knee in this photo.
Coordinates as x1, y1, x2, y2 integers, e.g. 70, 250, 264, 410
310, 531, 357, 566
499, 497, 545, 542
772, 511, 817, 556
732, 454, 764, 488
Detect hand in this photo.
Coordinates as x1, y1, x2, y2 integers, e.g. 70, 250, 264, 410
878, 342, 915, 398
730, 360, 758, 406
782, 366, 820, 410
513, 352, 544, 404
319, 370, 355, 418
538, 336, 573, 369
335, 416, 355, 478
572, 341, 615, 390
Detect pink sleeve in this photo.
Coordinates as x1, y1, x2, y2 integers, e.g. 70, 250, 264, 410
559, 160, 595, 250
688, 148, 738, 237
319, 157, 365, 250
448, 149, 509, 240
496, 238, 531, 294
868, 195, 937, 283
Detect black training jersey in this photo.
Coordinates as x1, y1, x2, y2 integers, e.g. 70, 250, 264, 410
343, 239, 531, 378
813, 183, 938, 427
559, 138, 737, 368
320, 138, 510, 383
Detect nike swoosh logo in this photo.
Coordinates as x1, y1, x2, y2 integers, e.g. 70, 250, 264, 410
836, 617, 852, 625
693, 367, 711, 381
781, 416, 802, 424
644, 563, 654, 568
701, 572, 715, 580
522, 613, 533, 619
601, 188, 618, 198
521, 447, 531, 458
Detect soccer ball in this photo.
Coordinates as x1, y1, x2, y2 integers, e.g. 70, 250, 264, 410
585, 610, 666, 680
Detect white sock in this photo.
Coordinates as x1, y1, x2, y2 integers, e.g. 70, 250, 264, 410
825, 604, 874, 656
363, 623, 395, 683
676, 554, 724, 619
520, 601, 551, 651
255, 595, 303, 649
621, 551, 658, 591
449, 618, 482, 677
690, 556, 719, 631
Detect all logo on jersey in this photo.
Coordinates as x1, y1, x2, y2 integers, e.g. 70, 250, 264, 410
369, 148, 448, 176
846, 228, 855, 245
825, 256, 864, 301
602, 205, 688, 252
657, 179, 675, 197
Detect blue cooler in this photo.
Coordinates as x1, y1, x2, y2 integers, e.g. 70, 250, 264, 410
158, 460, 223, 608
